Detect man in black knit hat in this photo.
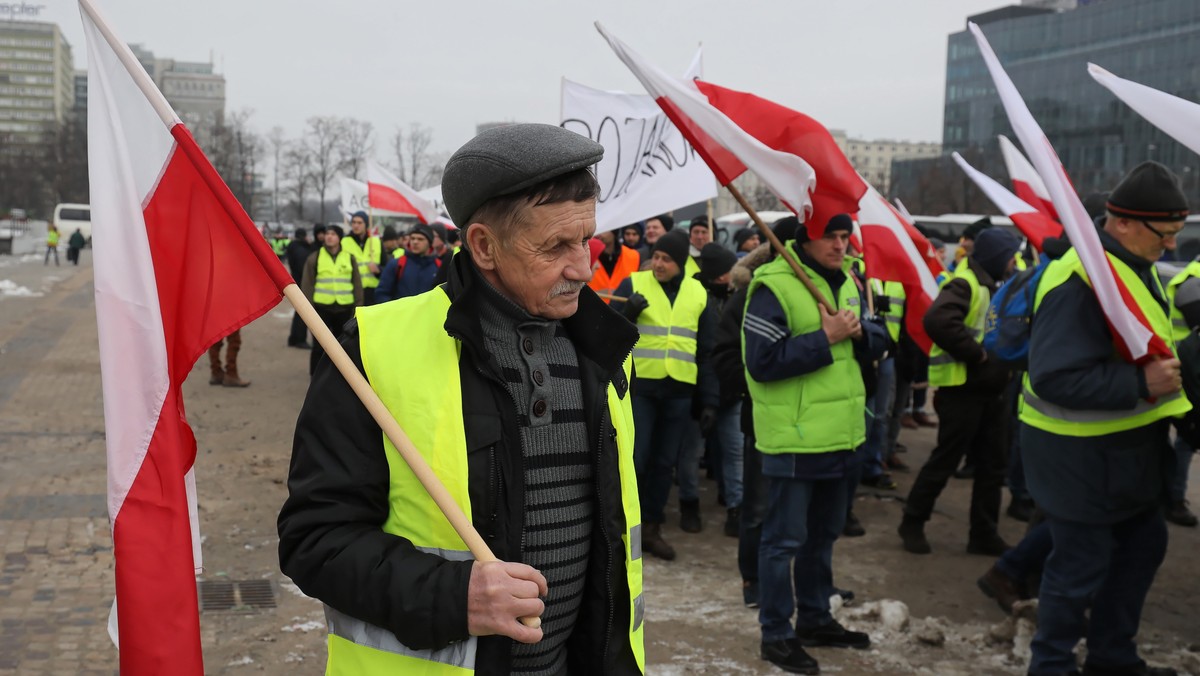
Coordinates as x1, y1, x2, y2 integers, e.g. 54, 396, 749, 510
1021, 161, 1188, 676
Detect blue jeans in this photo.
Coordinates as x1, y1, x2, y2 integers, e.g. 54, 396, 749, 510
758, 474, 849, 642
716, 401, 744, 509
995, 519, 1052, 582
863, 357, 896, 479
632, 394, 692, 523
739, 434, 766, 583
1170, 437, 1194, 502
1029, 510, 1168, 675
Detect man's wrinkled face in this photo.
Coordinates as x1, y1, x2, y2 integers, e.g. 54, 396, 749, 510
650, 250, 680, 283
802, 231, 851, 271
644, 219, 666, 245
690, 225, 711, 249
407, 233, 430, 256
485, 200, 596, 320
350, 216, 367, 235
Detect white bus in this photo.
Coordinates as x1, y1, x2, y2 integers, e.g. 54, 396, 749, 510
53, 203, 92, 243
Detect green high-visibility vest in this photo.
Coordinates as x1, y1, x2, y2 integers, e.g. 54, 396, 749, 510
1167, 260, 1200, 342
342, 235, 382, 289
928, 265, 989, 388
743, 253, 867, 455
629, 270, 707, 384
871, 279, 906, 343
324, 289, 646, 674
313, 248, 356, 306
1019, 248, 1192, 436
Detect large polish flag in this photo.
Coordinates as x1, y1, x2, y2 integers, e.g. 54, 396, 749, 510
595, 23, 816, 226
998, 135, 1059, 222
365, 160, 439, 224
970, 22, 1170, 362
1089, 63, 1200, 157
952, 152, 1063, 251
856, 187, 941, 353
82, 0, 293, 672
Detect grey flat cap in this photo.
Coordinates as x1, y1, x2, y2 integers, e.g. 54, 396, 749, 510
442, 123, 604, 227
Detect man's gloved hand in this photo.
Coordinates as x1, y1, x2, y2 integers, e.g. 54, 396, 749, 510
623, 293, 649, 321
698, 406, 718, 435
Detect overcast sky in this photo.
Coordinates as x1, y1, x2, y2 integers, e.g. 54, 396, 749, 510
44, 0, 1007, 156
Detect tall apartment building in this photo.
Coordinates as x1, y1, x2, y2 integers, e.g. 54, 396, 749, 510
830, 130, 942, 196
0, 20, 74, 145
127, 43, 225, 147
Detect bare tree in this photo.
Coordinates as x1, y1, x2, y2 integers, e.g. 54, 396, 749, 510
282, 142, 314, 221
267, 126, 287, 222
340, 118, 374, 180
390, 123, 435, 187
207, 109, 263, 215
303, 116, 348, 223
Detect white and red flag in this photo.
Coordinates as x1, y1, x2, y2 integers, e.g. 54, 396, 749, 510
365, 160, 439, 224
1089, 63, 1200, 157
970, 22, 1171, 362
998, 135, 1059, 222
856, 187, 942, 353
595, 23, 817, 229
952, 152, 1063, 252
82, 0, 292, 672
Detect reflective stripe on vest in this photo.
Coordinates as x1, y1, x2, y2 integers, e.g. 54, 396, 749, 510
743, 253, 867, 454
314, 248, 356, 305
928, 265, 989, 388
629, 270, 706, 384
342, 235, 382, 289
1019, 248, 1192, 436
588, 245, 641, 303
871, 278, 906, 343
342, 289, 645, 674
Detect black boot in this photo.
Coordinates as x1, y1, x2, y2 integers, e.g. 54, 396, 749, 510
761, 638, 819, 674
723, 507, 740, 537
679, 499, 702, 533
898, 516, 931, 554
641, 522, 676, 560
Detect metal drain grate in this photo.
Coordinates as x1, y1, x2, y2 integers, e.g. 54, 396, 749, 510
197, 579, 277, 612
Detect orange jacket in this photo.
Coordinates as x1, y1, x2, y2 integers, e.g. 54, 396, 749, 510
588, 245, 640, 303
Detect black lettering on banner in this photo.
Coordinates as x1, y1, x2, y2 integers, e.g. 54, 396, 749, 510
561, 111, 701, 205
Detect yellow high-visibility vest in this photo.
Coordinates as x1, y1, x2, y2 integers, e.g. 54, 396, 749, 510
313, 248, 356, 306
342, 235, 382, 289
629, 270, 706, 384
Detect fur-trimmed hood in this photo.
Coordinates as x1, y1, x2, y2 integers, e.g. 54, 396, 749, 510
730, 242, 775, 290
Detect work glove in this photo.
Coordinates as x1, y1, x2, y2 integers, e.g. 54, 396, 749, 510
698, 406, 718, 436
623, 293, 649, 321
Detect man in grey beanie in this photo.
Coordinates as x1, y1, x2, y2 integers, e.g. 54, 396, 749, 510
280, 124, 645, 675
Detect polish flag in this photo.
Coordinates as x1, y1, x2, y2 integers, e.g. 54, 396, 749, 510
595, 23, 816, 227
82, 1, 293, 672
856, 187, 941, 353
952, 152, 1063, 252
690, 80, 868, 239
1089, 63, 1200, 157
998, 135, 1059, 222
366, 160, 439, 224
970, 22, 1170, 362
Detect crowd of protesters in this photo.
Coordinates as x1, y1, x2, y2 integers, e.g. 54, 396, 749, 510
272, 156, 1195, 676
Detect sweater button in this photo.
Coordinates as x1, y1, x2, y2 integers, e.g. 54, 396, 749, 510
533, 369, 545, 386
533, 400, 548, 417
522, 338, 534, 354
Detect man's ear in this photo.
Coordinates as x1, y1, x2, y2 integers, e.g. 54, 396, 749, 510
466, 223, 498, 271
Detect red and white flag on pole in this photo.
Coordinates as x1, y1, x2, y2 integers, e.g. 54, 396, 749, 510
998, 135, 1059, 222
1089, 63, 1200, 157
81, 0, 293, 672
595, 23, 816, 226
365, 160, 439, 224
970, 22, 1170, 362
856, 187, 942, 353
952, 152, 1063, 252
689, 79, 868, 239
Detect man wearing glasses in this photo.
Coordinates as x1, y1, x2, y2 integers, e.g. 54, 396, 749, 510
1020, 161, 1189, 676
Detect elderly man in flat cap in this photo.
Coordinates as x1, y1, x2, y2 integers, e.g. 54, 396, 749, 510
279, 124, 645, 675
1021, 161, 1190, 676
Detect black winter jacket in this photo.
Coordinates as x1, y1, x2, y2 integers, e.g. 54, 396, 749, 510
278, 251, 642, 675
923, 256, 1011, 395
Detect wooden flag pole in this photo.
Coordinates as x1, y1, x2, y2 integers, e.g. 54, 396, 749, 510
725, 183, 835, 314
81, 0, 539, 631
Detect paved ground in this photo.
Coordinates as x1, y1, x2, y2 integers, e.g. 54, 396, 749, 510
0, 252, 1197, 674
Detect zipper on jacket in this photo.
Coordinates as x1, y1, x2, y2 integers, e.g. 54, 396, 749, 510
594, 401, 616, 664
